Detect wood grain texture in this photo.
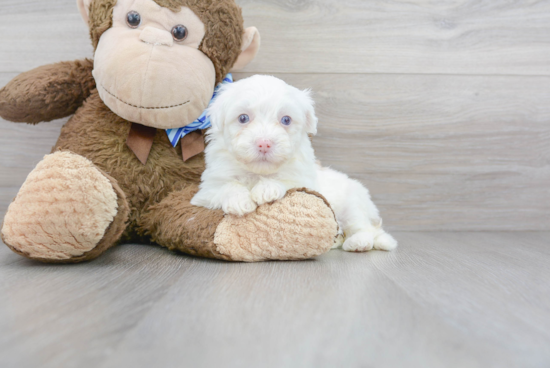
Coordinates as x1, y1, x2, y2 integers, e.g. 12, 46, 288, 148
0, 2, 92, 73
0, 232, 549, 368
2, 1, 550, 75
238, 0, 550, 75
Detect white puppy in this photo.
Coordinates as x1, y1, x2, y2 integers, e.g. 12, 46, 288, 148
191, 75, 397, 252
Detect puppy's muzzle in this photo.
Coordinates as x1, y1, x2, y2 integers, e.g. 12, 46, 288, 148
256, 139, 273, 154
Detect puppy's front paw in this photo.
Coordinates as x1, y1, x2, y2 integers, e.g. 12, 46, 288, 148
343, 230, 375, 252
222, 192, 257, 216
250, 180, 287, 206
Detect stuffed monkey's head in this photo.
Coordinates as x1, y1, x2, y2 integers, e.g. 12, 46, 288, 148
78, 0, 260, 129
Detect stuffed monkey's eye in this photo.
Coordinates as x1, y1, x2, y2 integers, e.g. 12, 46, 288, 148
126, 11, 141, 28
281, 116, 292, 126
172, 25, 188, 41
238, 114, 250, 124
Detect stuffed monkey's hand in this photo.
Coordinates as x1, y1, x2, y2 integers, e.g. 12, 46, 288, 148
0, 59, 95, 124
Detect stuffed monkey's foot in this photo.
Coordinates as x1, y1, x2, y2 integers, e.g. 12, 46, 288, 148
142, 187, 338, 262
1, 151, 129, 263
214, 188, 339, 261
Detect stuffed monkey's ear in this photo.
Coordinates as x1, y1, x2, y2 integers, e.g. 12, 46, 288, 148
232, 27, 261, 71
77, 0, 93, 26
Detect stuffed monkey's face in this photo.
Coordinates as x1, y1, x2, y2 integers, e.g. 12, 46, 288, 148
93, 0, 216, 129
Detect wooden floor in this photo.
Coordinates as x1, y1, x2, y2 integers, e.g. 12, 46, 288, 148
1, 232, 549, 368
1, 1, 549, 367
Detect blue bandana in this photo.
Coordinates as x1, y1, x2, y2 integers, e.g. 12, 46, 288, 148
166, 73, 233, 147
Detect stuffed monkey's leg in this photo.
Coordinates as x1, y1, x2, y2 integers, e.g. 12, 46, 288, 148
1, 151, 129, 263
140, 185, 339, 262
139, 184, 230, 260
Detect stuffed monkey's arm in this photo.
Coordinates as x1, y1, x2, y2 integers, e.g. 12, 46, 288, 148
0, 59, 95, 124
141, 185, 339, 262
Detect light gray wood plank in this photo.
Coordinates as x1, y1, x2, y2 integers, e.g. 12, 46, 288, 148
0, 5, 93, 73
370, 232, 550, 366
2, 1, 550, 75
99, 258, 496, 368
237, 0, 550, 75
0, 242, 199, 368
2, 232, 547, 368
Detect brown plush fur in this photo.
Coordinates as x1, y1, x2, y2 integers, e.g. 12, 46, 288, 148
0, 0, 338, 263
89, 0, 118, 49
81, 167, 130, 262
1, 151, 127, 261
0, 59, 95, 124
51, 95, 336, 261
139, 184, 233, 260
88, 0, 244, 83
140, 187, 339, 262
2, 160, 130, 264
54, 90, 206, 244
214, 188, 339, 262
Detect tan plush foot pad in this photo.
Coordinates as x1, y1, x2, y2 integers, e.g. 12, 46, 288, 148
1, 151, 127, 262
214, 188, 339, 262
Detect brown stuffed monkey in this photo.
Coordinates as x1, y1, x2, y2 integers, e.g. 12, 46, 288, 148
0, 0, 338, 263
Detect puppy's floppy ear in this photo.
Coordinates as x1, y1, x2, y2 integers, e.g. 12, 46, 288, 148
306, 109, 319, 135
77, 0, 93, 26
207, 85, 230, 134
302, 89, 318, 135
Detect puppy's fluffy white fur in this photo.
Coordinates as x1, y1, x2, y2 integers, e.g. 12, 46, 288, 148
191, 75, 397, 252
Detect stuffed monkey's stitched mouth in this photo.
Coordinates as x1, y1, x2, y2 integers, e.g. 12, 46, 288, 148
100, 84, 190, 110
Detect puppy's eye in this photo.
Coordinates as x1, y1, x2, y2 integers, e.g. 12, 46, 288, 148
126, 11, 141, 28
238, 114, 250, 124
281, 116, 292, 126
172, 25, 188, 41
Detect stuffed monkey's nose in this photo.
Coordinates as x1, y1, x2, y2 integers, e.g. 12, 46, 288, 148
139, 26, 174, 47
